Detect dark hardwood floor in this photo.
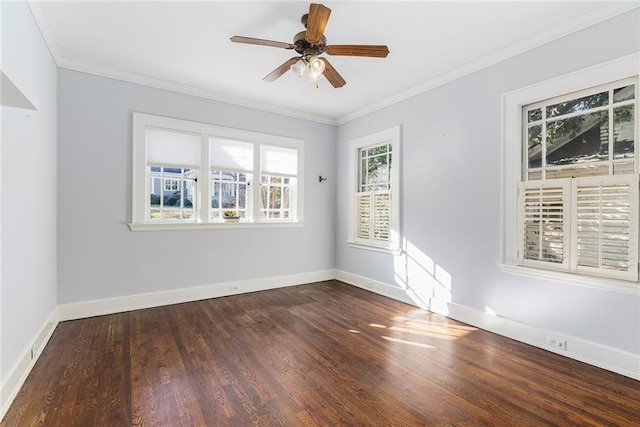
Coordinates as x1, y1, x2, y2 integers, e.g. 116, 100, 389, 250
2, 280, 639, 426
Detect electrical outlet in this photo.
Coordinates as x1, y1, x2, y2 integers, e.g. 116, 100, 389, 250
547, 336, 567, 350
230, 284, 239, 292
30, 344, 38, 360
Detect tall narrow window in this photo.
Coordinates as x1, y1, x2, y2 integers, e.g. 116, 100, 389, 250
210, 138, 253, 220
145, 127, 200, 222
260, 145, 298, 220
348, 126, 400, 251
356, 143, 392, 242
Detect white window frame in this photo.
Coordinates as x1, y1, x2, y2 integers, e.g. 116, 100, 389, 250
500, 53, 640, 295
347, 126, 401, 253
130, 113, 304, 231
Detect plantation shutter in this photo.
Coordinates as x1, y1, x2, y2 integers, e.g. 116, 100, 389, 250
355, 193, 371, 240
518, 180, 571, 271
355, 191, 391, 243
573, 175, 638, 281
373, 192, 390, 241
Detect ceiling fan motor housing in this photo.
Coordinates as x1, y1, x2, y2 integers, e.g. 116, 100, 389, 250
293, 30, 327, 55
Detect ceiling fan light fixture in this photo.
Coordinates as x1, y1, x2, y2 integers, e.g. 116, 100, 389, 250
307, 55, 325, 74
290, 59, 307, 78
307, 70, 324, 83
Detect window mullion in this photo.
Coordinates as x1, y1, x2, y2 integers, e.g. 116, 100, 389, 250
199, 134, 210, 223
608, 88, 614, 175
541, 108, 547, 180
569, 178, 578, 272
252, 143, 261, 221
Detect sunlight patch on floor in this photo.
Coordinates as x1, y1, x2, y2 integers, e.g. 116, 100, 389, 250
389, 316, 477, 340
381, 336, 436, 349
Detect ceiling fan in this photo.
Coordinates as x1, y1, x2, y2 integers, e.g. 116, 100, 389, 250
230, 3, 389, 88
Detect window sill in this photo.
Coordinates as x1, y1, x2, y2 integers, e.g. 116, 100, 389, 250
129, 221, 304, 231
498, 263, 639, 296
348, 241, 402, 255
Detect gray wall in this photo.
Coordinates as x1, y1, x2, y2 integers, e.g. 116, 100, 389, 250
1, 1, 58, 381
335, 9, 640, 354
57, 70, 336, 304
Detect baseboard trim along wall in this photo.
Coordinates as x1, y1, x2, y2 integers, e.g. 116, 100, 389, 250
57, 270, 335, 321
334, 269, 640, 381
3, 268, 638, 420
1, 308, 59, 420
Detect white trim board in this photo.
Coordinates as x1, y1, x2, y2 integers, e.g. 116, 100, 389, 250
0, 308, 59, 420
334, 269, 640, 381
58, 270, 334, 321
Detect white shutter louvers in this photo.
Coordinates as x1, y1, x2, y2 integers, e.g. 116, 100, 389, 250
574, 176, 638, 281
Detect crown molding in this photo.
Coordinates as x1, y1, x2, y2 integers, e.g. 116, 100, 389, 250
27, 0, 62, 65
58, 58, 338, 126
336, 2, 640, 125
27, 1, 638, 127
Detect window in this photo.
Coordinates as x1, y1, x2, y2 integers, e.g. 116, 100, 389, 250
348, 126, 400, 252
502, 54, 639, 292
519, 79, 638, 282
131, 113, 304, 230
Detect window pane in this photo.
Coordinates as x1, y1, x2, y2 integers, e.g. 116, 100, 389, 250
368, 144, 389, 156
272, 186, 281, 209
367, 155, 389, 184
163, 183, 180, 206
546, 111, 608, 166
614, 161, 634, 175
528, 124, 542, 169
613, 85, 635, 103
614, 105, 634, 159
150, 177, 161, 207
148, 166, 195, 221
220, 182, 236, 209
528, 108, 542, 123
528, 170, 542, 180
259, 174, 294, 220
211, 170, 248, 220
212, 182, 220, 208
546, 91, 608, 118
546, 164, 608, 179
182, 180, 194, 209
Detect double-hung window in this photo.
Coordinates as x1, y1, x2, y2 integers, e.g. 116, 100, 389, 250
517, 77, 639, 282
131, 113, 304, 230
348, 126, 400, 252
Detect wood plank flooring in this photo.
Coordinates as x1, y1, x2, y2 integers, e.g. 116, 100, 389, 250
2, 280, 639, 426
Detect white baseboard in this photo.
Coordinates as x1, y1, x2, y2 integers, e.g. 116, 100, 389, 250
1, 307, 59, 420
335, 269, 640, 381
58, 269, 335, 321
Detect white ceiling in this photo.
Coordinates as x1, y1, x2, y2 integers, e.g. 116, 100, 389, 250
29, 1, 636, 124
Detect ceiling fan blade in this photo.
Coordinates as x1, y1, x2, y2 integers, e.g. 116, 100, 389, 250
263, 57, 300, 82
325, 45, 389, 58
230, 36, 294, 50
305, 3, 331, 44
320, 58, 346, 88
